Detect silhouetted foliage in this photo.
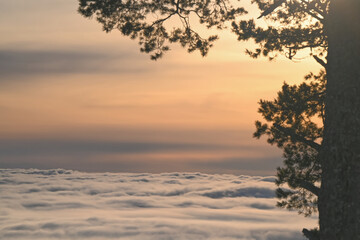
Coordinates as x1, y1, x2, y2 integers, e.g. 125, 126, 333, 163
78, 0, 246, 59
254, 70, 325, 217
231, 0, 329, 219
232, 0, 329, 64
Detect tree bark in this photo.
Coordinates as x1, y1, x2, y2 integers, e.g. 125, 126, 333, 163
319, 0, 360, 239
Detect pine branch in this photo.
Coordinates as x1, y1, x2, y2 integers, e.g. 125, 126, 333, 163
257, 0, 286, 19
298, 179, 320, 196
299, 0, 325, 22
274, 124, 321, 151
313, 55, 327, 68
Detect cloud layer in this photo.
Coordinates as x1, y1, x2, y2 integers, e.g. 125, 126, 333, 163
0, 168, 317, 239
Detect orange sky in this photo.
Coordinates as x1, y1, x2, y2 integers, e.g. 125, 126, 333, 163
0, 0, 320, 174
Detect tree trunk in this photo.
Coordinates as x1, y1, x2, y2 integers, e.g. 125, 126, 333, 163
319, 0, 360, 239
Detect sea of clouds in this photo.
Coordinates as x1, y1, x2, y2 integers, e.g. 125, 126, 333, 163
0, 169, 317, 240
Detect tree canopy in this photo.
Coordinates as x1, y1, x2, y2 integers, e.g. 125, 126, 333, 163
79, 0, 329, 64
78, 0, 247, 59
232, 0, 328, 64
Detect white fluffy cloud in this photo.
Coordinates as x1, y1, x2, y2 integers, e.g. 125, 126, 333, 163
0, 169, 317, 239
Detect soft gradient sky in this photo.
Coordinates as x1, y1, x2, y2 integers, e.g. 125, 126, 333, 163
0, 0, 320, 175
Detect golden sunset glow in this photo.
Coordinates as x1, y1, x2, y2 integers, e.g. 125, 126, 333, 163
0, 0, 320, 174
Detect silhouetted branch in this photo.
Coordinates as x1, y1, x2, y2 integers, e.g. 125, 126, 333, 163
298, 179, 320, 196
274, 124, 321, 151
257, 0, 286, 19
299, 0, 325, 22
313, 55, 327, 68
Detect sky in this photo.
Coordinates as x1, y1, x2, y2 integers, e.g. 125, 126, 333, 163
0, 169, 317, 239
0, 0, 320, 175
